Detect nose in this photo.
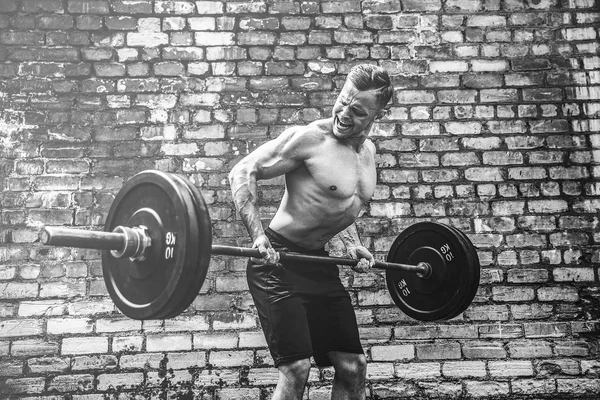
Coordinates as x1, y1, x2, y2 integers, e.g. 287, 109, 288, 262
339, 105, 351, 119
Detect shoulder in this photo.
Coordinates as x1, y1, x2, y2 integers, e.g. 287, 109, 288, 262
363, 138, 376, 155
275, 119, 330, 148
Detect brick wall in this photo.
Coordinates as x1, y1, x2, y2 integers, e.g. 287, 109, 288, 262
0, 0, 599, 398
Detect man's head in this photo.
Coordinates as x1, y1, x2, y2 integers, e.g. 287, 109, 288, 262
346, 64, 393, 110
332, 64, 393, 140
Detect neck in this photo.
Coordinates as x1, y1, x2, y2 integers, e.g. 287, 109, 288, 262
345, 134, 368, 152
347, 121, 373, 152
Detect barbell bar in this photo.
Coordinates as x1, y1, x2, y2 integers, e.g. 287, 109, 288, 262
40, 226, 432, 277
38, 170, 480, 321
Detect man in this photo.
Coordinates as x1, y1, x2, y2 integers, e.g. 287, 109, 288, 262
229, 64, 393, 400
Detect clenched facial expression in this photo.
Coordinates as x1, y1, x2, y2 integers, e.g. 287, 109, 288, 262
332, 81, 382, 140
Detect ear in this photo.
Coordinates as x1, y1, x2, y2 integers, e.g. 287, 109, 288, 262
376, 108, 390, 120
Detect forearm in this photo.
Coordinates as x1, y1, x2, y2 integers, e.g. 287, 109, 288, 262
337, 223, 363, 250
228, 167, 265, 241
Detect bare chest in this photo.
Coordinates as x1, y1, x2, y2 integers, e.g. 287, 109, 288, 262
304, 142, 376, 202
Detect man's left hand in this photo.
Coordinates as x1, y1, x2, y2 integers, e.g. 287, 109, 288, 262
347, 246, 375, 273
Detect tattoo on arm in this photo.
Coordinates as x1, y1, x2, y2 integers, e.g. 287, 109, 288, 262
229, 168, 264, 242
338, 223, 362, 249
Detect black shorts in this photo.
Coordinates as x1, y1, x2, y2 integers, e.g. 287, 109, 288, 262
246, 228, 364, 367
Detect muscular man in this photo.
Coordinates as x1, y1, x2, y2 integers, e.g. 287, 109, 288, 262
229, 64, 393, 400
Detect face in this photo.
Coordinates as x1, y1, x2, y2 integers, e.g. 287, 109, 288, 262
331, 81, 382, 140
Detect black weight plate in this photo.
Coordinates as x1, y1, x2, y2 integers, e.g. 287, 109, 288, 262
102, 170, 194, 320
385, 222, 473, 321
151, 173, 201, 320
449, 226, 480, 319
442, 224, 480, 320
160, 173, 212, 319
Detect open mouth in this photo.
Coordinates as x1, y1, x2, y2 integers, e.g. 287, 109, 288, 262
335, 116, 353, 131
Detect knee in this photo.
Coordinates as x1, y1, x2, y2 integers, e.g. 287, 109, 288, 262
336, 354, 367, 382
279, 358, 312, 384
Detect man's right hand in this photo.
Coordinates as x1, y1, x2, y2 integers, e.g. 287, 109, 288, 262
251, 234, 280, 265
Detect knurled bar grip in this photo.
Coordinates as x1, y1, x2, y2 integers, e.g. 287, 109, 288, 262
40, 227, 430, 275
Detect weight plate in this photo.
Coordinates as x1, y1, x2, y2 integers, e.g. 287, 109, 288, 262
160, 173, 212, 319
445, 225, 480, 320
102, 170, 194, 320
151, 173, 202, 320
385, 222, 474, 321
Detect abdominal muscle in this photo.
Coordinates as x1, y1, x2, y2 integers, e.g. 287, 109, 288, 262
268, 171, 366, 250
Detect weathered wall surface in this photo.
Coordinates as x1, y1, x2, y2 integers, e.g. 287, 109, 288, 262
0, 0, 599, 398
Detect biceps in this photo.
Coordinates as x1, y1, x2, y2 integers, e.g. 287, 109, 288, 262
255, 153, 301, 180
239, 133, 304, 180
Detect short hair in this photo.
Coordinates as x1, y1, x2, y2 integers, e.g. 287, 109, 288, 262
346, 64, 393, 109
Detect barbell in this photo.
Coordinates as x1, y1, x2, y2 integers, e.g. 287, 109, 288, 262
39, 170, 480, 321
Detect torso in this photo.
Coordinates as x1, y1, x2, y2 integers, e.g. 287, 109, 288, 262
269, 119, 377, 249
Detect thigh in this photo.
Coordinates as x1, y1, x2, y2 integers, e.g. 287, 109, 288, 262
246, 261, 314, 367
306, 290, 364, 367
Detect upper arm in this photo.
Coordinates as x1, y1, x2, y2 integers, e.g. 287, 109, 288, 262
230, 127, 318, 181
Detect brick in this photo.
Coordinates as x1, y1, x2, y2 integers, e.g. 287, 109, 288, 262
1, 32, 44, 46
68, 0, 110, 13
472, 60, 508, 72
416, 342, 461, 360
0, 282, 38, 299
209, 350, 253, 367
165, 351, 207, 369
0, 319, 43, 338
465, 304, 509, 321
47, 318, 94, 334
553, 267, 595, 282
394, 362, 441, 379
366, 362, 395, 380
443, 361, 486, 378
0, 360, 24, 377
507, 268, 549, 284
147, 334, 192, 352
11, 339, 59, 356
119, 353, 163, 369
403, 0, 442, 10
513, 379, 557, 395
524, 322, 569, 338
489, 360, 535, 377
539, 359, 581, 378
127, 32, 168, 46
463, 341, 507, 358
480, 89, 518, 103
196, 31, 236, 46
155, 1, 195, 14
538, 286, 579, 302
71, 355, 118, 371
112, 336, 143, 352
97, 372, 144, 391
371, 345, 415, 361
465, 381, 511, 397
216, 388, 262, 400
48, 374, 94, 392
322, 1, 362, 13
62, 337, 109, 355
3, 377, 46, 394
38, 15, 74, 30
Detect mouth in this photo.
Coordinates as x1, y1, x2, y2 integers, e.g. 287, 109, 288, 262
335, 116, 353, 132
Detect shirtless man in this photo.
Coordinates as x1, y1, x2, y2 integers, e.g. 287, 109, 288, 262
229, 64, 393, 400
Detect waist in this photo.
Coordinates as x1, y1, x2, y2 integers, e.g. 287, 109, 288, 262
265, 227, 327, 256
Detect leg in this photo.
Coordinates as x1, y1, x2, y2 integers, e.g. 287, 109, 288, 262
328, 351, 367, 400
273, 358, 312, 400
